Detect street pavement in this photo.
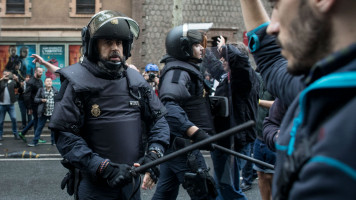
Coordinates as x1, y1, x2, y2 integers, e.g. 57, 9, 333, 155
0, 123, 261, 200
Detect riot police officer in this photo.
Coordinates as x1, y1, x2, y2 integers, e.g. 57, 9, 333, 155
152, 24, 216, 200
49, 10, 170, 200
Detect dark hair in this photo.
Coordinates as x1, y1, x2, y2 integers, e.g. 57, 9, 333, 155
230, 42, 249, 57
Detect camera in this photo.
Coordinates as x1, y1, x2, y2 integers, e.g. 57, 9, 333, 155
148, 73, 156, 82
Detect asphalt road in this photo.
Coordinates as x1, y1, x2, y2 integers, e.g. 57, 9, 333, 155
0, 128, 261, 200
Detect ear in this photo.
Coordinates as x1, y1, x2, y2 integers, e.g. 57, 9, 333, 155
313, 0, 336, 13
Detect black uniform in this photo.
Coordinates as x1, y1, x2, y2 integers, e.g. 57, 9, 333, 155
152, 56, 215, 200
49, 58, 170, 199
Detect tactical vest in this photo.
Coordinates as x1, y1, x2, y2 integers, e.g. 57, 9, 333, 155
59, 63, 157, 165
160, 60, 215, 134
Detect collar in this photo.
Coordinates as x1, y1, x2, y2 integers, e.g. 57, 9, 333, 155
305, 43, 356, 85
81, 57, 126, 80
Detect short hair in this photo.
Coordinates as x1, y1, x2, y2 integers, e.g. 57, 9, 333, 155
230, 42, 250, 57
35, 67, 43, 72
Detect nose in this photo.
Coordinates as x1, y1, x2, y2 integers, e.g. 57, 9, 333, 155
266, 10, 280, 35
111, 42, 119, 50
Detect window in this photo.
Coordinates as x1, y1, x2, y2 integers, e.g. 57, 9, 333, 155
76, 0, 95, 14
69, 0, 101, 18
6, 0, 24, 14
0, 0, 31, 17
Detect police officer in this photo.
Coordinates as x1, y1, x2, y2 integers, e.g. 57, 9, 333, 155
49, 10, 170, 200
152, 24, 216, 200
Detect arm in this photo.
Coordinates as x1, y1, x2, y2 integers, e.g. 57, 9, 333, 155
49, 80, 104, 176
202, 49, 225, 81
31, 54, 60, 76
259, 99, 274, 109
227, 44, 254, 97
23, 78, 34, 109
262, 98, 287, 151
239, 0, 270, 32
240, 0, 304, 105
34, 88, 44, 104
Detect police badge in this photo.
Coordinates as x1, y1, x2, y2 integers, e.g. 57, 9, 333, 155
91, 104, 101, 117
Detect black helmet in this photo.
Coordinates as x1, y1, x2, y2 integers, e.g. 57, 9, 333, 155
165, 23, 212, 62
82, 10, 140, 62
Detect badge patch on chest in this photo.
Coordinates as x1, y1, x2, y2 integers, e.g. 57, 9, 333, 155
91, 104, 101, 117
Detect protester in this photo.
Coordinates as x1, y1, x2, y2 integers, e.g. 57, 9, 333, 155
152, 24, 216, 200
0, 70, 20, 141
240, 0, 356, 199
204, 36, 259, 199
251, 73, 275, 200
48, 10, 170, 199
19, 67, 44, 144
27, 77, 58, 146
17, 75, 32, 130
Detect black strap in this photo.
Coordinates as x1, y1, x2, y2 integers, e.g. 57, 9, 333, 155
171, 70, 182, 83
54, 79, 69, 102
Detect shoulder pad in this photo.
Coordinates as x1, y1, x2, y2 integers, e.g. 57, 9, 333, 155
58, 63, 105, 92
161, 60, 204, 82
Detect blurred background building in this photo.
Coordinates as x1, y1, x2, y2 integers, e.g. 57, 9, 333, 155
0, 0, 272, 74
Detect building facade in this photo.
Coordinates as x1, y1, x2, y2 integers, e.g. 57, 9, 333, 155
0, 0, 272, 77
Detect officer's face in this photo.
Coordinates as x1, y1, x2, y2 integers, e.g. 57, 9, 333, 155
192, 43, 204, 60
97, 39, 124, 63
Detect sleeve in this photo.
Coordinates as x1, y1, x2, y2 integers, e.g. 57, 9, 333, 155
202, 49, 225, 81
248, 23, 305, 106
228, 44, 254, 96
23, 79, 33, 109
262, 98, 287, 151
34, 88, 42, 104
49, 80, 103, 177
143, 85, 170, 153
163, 101, 195, 137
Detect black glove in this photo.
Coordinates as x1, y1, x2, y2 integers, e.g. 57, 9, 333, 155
190, 129, 214, 151
138, 151, 160, 183
100, 162, 132, 188
61, 171, 75, 195
60, 159, 75, 196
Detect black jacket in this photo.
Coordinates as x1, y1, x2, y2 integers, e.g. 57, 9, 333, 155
34, 86, 58, 117
0, 79, 20, 104
250, 24, 356, 199
205, 45, 260, 149
24, 77, 43, 109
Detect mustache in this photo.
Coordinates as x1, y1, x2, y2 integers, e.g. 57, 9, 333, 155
109, 51, 122, 59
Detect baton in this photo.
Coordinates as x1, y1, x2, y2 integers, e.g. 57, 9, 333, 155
212, 144, 274, 170
131, 120, 255, 175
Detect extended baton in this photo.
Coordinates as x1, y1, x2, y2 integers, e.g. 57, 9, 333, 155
131, 120, 255, 175
212, 144, 274, 170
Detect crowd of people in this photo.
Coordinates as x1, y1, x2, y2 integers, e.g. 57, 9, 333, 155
1, 0, 356, 199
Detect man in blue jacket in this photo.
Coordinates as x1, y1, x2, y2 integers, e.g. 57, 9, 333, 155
239, 0, 356, 199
